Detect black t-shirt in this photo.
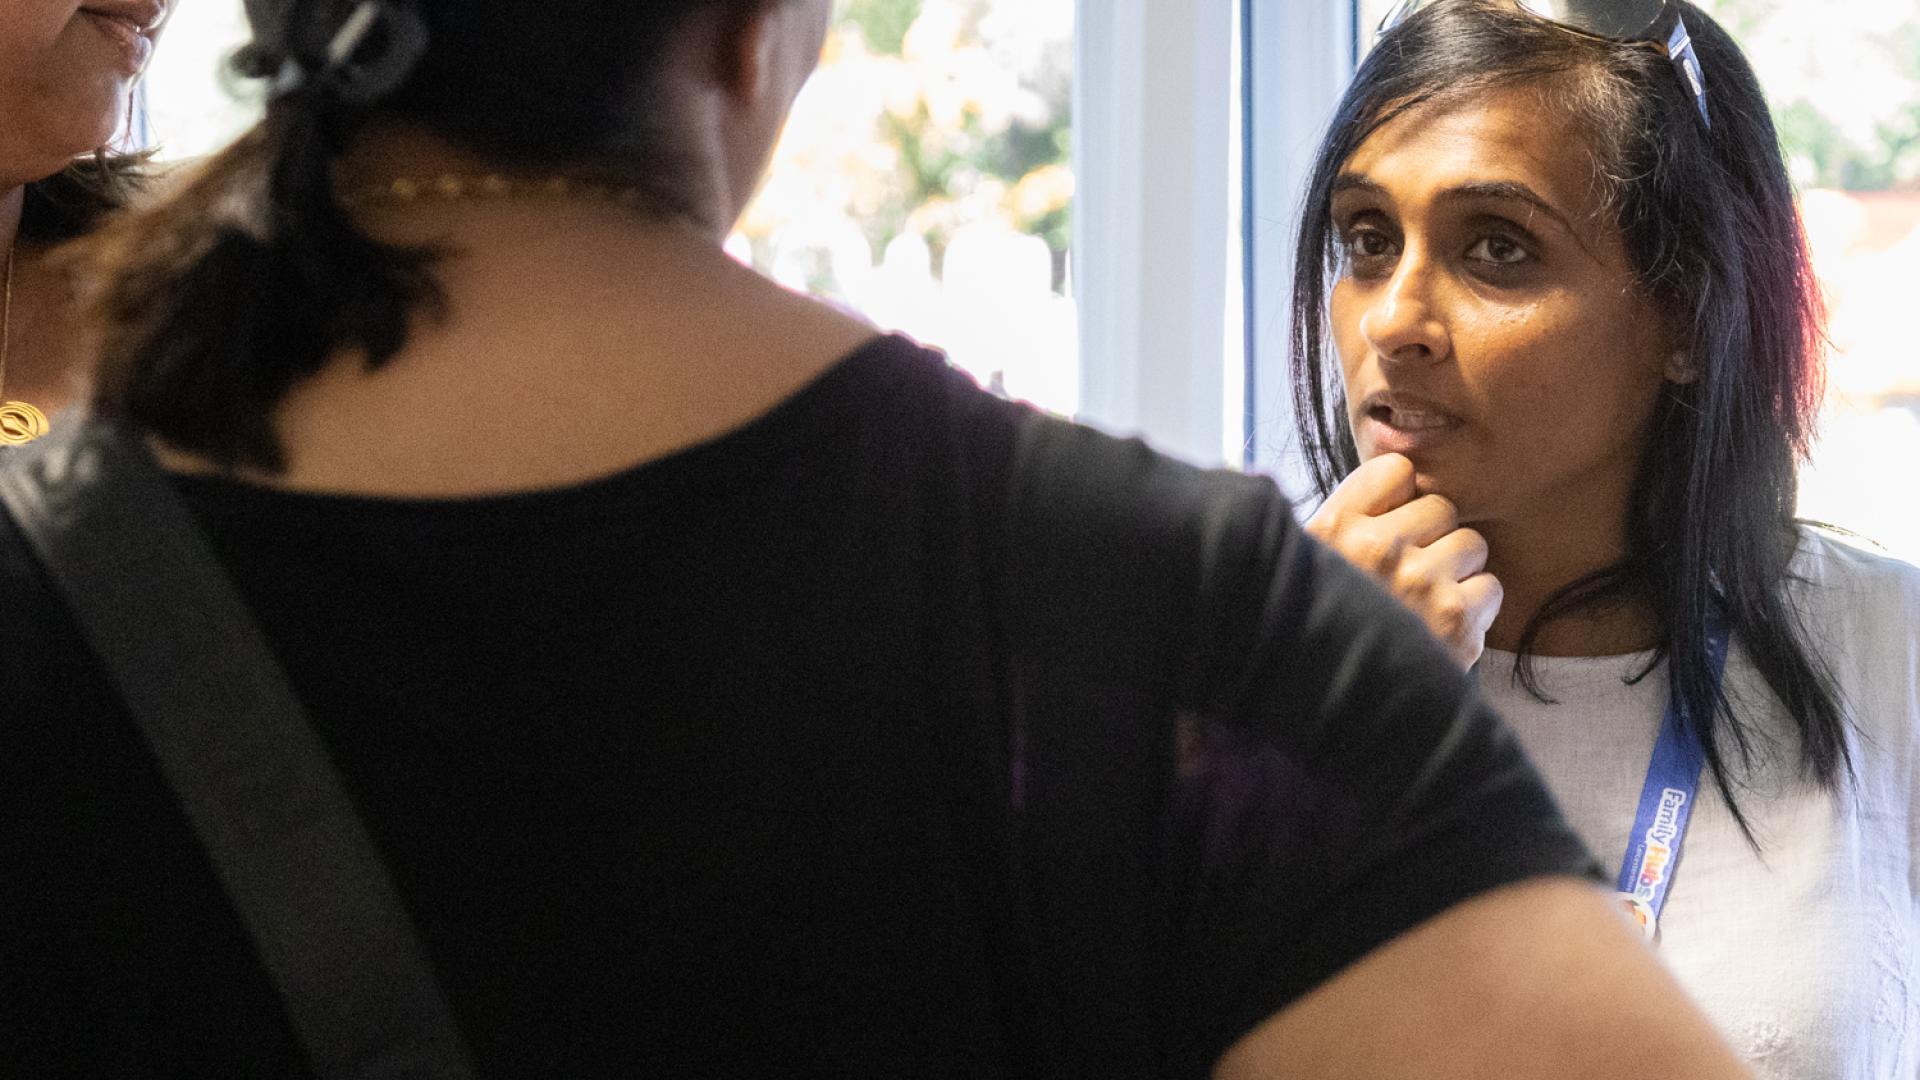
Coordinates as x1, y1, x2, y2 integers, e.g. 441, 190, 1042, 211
0, 335, 1595, 1078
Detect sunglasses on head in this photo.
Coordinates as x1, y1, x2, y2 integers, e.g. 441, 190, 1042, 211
1375, 0, 1712, 129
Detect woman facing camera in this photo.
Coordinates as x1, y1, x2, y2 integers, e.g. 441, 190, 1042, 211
0, 0, 169, 443
1294, 0, 1919, 1074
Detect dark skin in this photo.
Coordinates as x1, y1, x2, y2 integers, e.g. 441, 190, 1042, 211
0, 0, 172, 420
0, 194, 91, 415
1309, 83, 1696, 665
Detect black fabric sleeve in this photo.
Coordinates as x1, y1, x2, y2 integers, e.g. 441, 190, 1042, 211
993, 413, 1599, 1078
1159, 462, 1603, 1073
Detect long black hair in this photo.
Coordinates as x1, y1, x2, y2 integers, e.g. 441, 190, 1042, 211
1287, 0, 1847, 837
74, 0, 767, 472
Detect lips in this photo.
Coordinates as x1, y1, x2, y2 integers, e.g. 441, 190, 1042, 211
78, 0, 168, 33
76, 1, 165, 74
1357, 389, 1466, 454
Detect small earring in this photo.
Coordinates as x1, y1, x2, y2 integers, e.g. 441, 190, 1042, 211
1666, 350, 1699, 384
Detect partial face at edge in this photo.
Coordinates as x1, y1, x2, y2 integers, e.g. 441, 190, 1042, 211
1325, 83, 1678, 528
0, 0, 172, 185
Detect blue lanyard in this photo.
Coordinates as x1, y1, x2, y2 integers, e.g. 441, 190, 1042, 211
1616, 619, 1731, 941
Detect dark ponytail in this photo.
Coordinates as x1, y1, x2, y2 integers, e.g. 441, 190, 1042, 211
76, 0, 758, 472
80, 0, 438, 472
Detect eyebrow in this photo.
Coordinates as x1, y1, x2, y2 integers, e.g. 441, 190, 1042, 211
1331, 174, 1579, 237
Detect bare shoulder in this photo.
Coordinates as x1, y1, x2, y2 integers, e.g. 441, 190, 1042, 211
742, 263, 884, 363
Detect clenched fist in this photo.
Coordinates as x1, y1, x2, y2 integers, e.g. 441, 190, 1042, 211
1304, 454, 1503, 669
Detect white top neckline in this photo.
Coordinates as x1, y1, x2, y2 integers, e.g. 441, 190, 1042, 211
1475, 527, 1919, 1080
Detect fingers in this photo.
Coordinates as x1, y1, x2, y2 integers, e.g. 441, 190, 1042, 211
1319, 453, 1417, 519
1305, 458, 1431, 574
1316, 494, 1461, 579
1457, 571, 1504, 636
1301, 459, 1502, 669
1389, 552, 1500, 639
1408, 524, 1488, 582
1450, 572, 1505, 668
1389, 536, 1501, 669
1374, 494, 1462, 551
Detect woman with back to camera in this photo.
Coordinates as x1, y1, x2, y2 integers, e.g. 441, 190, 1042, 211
0, 0, 1753, 1076
1292, 0, 1920, 1074
0, 0, 170, 445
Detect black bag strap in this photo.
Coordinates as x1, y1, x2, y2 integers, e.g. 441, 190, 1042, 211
0, 419, 477, 1080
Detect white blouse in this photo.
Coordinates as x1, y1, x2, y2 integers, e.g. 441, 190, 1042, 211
1478, 528, 1920, 1079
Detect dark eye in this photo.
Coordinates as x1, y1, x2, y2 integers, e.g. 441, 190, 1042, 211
1340, 226, 1398, 271
1466, 234, 1529, 266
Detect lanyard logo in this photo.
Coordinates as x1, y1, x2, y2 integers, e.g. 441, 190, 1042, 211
1631, 786, 1691, 899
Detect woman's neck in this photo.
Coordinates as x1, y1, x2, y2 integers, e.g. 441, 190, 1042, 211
1477, 504, 1659, 659
0, 185, 89, 414
163, 131, 879, 497
1, 186, 21, 252
336, 122, 735, 242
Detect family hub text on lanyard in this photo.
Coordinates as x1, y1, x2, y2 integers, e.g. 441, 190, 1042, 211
1617, 616, 1733, 941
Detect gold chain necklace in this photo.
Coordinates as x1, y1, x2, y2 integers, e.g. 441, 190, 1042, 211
339, 173, 650, 210
0, 174, 653, 449
0, 240, 52, 446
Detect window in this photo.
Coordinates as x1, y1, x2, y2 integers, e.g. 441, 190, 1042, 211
1240, 0, 1355, 489
140, 2, 257, 162
1357, 0, 1398, 36
1693, 0, 1920, 563
743, 0, 1077, 415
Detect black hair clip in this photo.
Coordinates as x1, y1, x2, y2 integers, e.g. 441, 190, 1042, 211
272, 0, 429, 107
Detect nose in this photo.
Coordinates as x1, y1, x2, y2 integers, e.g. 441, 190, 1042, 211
1357, 247, 1451, 367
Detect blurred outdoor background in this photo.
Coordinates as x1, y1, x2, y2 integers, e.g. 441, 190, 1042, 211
144, 0, 1918, 560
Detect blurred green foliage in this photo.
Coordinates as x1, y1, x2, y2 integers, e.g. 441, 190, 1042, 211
1710, 0, 1920, 191
838, 0, 1074, 257
841, 0, 921, 55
